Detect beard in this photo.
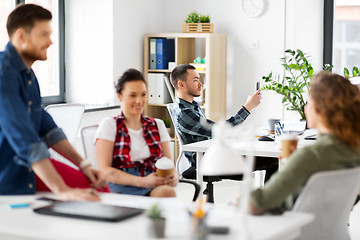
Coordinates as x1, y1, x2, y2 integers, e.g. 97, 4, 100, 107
187, 89, 201, 97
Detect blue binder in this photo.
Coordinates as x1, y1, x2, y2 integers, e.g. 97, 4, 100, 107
156, 39, 175, 69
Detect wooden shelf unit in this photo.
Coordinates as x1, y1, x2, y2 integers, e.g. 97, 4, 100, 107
143, 33, 227, 160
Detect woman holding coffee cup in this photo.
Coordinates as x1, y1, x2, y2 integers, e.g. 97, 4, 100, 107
249, 71, 360, 215
95, 69, 178, 197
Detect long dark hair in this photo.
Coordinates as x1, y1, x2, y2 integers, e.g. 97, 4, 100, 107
310, 71, 360, 150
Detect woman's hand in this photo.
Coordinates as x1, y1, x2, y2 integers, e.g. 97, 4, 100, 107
141, 172, 166, 188
81, 165, 107, 188
164, 170, 179, 187
279, 144, 297, 160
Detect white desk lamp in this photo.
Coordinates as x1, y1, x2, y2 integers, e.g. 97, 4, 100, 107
200, 120, 255, 240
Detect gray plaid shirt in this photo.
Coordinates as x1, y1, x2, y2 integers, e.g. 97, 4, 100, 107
175, 98, 250, 165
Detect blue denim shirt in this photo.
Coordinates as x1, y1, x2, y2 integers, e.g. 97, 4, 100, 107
0, 42, 66, 195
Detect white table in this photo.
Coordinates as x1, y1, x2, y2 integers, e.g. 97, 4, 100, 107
182, 138, 315, 183
0, 193, 313, 240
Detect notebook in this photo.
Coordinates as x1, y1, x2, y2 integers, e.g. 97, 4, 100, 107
33, 201, 144, 222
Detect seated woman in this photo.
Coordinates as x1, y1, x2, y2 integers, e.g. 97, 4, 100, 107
250, 71, 360, 215
95, 69, 178, 197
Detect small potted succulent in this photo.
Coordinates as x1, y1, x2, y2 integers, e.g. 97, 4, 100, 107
183, 12, 213, 33
147, 203, 166, 238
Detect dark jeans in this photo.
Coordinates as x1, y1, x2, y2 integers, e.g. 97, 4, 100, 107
182, 156, 279, 183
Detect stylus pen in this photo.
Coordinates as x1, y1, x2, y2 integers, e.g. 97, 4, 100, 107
8, 203, 32, 209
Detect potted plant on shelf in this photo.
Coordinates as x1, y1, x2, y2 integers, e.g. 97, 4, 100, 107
146, 203, 166, 238
183, 11, 213, 33
162, 118, 172, 136
262, 49, 332, 121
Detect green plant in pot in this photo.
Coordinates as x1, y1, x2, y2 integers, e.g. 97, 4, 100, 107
199, 15, 210, 23
146, 203, 166, 238
262, 49, 332, 120
344, 66, 360, 78
162, 118, 172, 136
185, 11, 200, 23
185, 12, 210, 23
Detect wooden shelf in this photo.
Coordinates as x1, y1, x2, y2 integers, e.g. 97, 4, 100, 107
143, 33, 227, 160
147, 69, 172, 73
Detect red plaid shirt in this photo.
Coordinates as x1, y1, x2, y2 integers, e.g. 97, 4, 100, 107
112, 113, 163, 176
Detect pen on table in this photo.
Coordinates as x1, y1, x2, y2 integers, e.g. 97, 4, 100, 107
8, 202, 33, 209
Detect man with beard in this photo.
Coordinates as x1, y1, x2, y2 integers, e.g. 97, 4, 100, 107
0, 4, 105, 200
170, 64, 278, 182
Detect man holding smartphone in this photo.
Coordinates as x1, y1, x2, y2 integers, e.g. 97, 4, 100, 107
170, 64, 278, 181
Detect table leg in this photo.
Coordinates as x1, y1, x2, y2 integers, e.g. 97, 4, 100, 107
196, 152, 203, 195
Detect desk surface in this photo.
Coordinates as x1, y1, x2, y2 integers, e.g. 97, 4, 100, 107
0, 193, 313, 240
182, 138, 315, 158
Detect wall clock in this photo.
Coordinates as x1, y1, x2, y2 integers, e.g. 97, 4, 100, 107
242, 0, 265, 18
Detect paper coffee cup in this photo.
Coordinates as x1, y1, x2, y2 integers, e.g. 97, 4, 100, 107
155, 157, 174, 177
280, 134, 298, 158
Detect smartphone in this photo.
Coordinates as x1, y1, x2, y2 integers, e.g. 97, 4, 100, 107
256, 82, 260, 91
208, 226, 230, 234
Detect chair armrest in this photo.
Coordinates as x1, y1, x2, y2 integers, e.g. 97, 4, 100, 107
179, 179, 200, 202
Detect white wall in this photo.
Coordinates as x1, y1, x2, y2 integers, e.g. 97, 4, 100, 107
66, 0, 324, 128
161, 0, 324, 126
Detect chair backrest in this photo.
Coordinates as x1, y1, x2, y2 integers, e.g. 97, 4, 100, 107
166, 103, 191, 176
81, 125, 99, 169
45, 103, 85, 145
292, 167, 360, 240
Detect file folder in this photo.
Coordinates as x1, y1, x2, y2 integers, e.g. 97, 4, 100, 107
155, 73, 171, 104
156, 39, 175, 69
149, 38, 157, 69
147, 73, 157, 104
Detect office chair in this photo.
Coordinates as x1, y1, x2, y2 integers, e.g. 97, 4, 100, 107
81, 125, 200, 202
45, 103, 85, 145
292, 167, 360, 240
45, 103, 85, 168
167, 103, 230, 203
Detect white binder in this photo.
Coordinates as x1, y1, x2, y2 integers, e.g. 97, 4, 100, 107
147, 73, 157, 104
155, 73, 171, 104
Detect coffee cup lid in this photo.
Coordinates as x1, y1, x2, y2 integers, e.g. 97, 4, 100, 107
280, 133, 298, 141
155, 157, 173, 170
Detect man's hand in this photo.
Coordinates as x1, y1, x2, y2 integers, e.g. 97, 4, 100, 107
244, 89, 262, 112
57, 187, 101, 202
81, 165, 107, 188
32, 159, 101, 202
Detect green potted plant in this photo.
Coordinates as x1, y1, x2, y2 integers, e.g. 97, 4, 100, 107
162, 118, 172, 136
183, 12, 213, 33
344, 66, 360, 87
185, 11, 200, 23
344, 66, 360, 78
199, 15, 210, 23
262, 49, 332, 120
146, 203, 166, 238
